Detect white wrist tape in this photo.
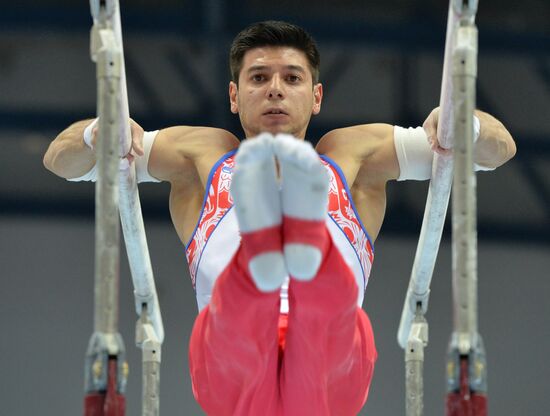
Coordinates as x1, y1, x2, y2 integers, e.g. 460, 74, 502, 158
473, 115, 480, 143
394, 116, 493, 181
83, 118, 99, 149
68, 129, 161, 183
394, 126, 433, 181
136, 130, 161, 182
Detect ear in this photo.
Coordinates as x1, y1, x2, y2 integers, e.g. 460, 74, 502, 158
229, 81, 239, 114
312, 83, 323, 115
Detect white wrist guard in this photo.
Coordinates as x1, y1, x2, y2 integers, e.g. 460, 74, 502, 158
473, 115, 481, 143
68, 129, 161, 183
136, 130, 162, 182
394, 116, 493, 181
393, 126, 433, 181
83, 118, 99, 149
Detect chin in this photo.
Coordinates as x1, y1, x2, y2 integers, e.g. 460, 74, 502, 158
265, 126, 294, 136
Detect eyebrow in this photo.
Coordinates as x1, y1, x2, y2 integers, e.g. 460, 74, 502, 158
246, 64, 307, 74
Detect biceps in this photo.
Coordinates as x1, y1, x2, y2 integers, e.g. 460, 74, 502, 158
148, 129, 192, 182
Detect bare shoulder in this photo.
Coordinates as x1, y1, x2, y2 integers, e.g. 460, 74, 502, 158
316, 123, 397, 184
150, 126, 239, 182
316, 123, 393, 159
157, 125, 239, 157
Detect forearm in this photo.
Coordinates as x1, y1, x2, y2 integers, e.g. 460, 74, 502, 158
43, 119, 96, 179
474, 110, 516, 168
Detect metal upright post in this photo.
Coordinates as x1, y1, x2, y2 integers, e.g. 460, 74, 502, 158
136, 304, 162, 416
446, 1, 488, 414
405, 305, 429, 416
85, 1, 165, 415
84, 1, 128, 414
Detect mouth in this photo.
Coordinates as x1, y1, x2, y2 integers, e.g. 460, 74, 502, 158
263, 108, 288, 116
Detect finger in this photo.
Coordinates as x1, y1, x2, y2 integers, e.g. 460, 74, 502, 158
423, 108, 439, 136
119, 157, 131, 171
130, 122, 144, 156
132, 137, 144, 156
427, 135, 442, 155
423, 121, 437, 141
434, 145, 452, 156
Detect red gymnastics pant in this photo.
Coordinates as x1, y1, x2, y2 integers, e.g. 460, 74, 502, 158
189, 219, 377, 416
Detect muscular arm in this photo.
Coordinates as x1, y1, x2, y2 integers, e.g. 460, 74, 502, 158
44, 119, 239, 244
316, 111, 516, 241
44, 119, 239, 184
43, 119, 97, 179
43, 118, 146, 179
319, 109, 517, 186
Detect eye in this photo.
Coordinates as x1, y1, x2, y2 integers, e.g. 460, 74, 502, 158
286, 74, 301, 83
251, 74, 265, 82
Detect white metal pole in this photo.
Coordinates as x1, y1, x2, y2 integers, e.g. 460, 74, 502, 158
446, 6, 488, 412
399, 2, 462, 414
84, 1, 127, 407
451, 25, 479, 354
397, 2, 461, 351
86, 1, 164, 414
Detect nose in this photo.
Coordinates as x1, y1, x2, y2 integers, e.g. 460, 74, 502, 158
267, 75, 284, 99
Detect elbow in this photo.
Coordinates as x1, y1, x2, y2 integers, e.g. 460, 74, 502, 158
498, 124, 517, 166
43, 137, 67, 177
505, 132, 517, 162
43, 143, 56, 173
477, 122, 517, 169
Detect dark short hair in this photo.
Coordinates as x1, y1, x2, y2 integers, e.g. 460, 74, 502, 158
229, 20, 320, 84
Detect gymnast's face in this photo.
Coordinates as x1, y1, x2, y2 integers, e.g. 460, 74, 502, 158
229, 46, 323, 139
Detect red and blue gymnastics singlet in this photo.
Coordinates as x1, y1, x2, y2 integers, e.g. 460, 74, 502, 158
185, 150, 374, 311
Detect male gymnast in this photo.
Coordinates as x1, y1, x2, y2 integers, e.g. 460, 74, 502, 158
44, 21, 516, 415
